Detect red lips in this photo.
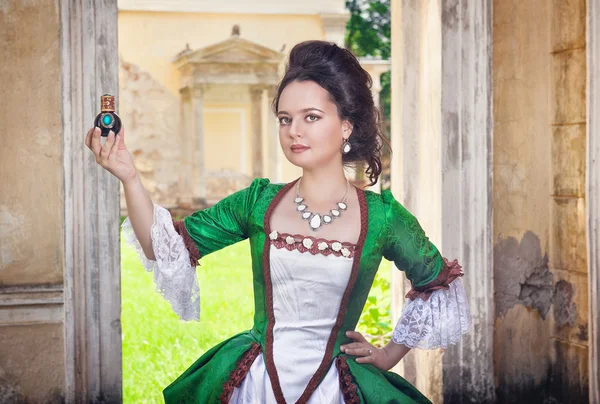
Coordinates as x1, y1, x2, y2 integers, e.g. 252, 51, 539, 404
290, 144, 310, 153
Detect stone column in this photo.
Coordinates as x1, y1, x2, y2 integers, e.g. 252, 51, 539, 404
61, 0, 121, 402
389, 0, 407, 381
267, 85, 281, 182
391, 1, 494, 402
369, 78, 382, 193
192, 84, 207, 205
320, 12, 351, 46
439, 4, 494, 402
360, 61, 389, 194
178, 87, 194, 208
250, 85, 264, 178
587, 1, 600, 401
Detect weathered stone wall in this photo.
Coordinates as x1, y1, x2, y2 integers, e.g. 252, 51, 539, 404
493, 0, 588, 402
0, 0, 65, 401
548, 0, 588, 401
118, 59, 181, 212
118, 59, 255, 213
0, 0, 63, 285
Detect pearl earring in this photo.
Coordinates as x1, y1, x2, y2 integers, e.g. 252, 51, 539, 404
341, 139, 352, 154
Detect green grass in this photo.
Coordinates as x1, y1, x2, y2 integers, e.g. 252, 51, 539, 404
122, 237, 255, 403
121, 234, 391, 403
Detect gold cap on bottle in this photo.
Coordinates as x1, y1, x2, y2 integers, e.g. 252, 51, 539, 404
100, 94, 115, 112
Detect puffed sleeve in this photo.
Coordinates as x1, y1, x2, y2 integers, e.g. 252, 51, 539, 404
122, 178, 270, 321
381, 190, 471, 349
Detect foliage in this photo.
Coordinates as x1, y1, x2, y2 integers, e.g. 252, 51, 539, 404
345, 0, 391, 122
356, 268, 393, 347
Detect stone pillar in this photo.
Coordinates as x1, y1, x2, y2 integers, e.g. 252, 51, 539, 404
61, 0, 121, 402
390, 1, 494, 402
250, 85, 264, 178
389, 0, 407, 381
359, 61, 390, 194
439, 4, 494, 402
192, 84, 207, 205
587, 1, 600, 401
546, 1, 589, 402
178, 84, 206, 207
320, 12, 351, 46
267, 85, 281, 182
368, 76, 382, 194
178, 87, 193, 207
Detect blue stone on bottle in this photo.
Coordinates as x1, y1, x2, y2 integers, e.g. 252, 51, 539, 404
103, 115, 113, 126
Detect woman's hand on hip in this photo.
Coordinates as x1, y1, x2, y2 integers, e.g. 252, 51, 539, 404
340, 330, 396, 371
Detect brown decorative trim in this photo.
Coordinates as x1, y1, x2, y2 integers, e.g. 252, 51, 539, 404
297, 186, 368, 403
219, 343, 262, 403
262, 179, 299, 404
336, 357, 360, 404
405, 257, 464, 301
172, 219, 202, 266
270, 232, 357, 258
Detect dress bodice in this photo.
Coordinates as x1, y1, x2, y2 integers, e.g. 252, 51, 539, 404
269, 242, 353, 403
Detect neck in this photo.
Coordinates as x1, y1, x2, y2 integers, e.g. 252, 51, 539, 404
298, 165, 349, 204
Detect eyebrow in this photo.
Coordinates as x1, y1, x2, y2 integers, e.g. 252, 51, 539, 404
277, 108, 324, 115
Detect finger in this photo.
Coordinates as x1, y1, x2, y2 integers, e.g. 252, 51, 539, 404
346, 331, 368, 343
344, 347, 373, 356
85, 127, 94, 149
356, 355, 375, 364
108, 130, 120, 161
100, 130, 115, 159
90, 127, 102, 156
341, 342, 367, 351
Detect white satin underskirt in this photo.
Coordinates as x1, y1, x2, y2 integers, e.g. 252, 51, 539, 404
229, 353, 345, 404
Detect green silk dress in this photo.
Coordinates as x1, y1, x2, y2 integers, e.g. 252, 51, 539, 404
125, 177, 469, 403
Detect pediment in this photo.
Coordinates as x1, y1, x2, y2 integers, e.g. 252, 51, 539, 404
174, 36, 283, 67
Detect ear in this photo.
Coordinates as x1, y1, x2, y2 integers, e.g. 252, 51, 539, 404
342, 120, 353, 138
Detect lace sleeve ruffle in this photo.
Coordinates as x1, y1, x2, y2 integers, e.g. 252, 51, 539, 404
122, 204, 200, 321
392, 277, 471, 349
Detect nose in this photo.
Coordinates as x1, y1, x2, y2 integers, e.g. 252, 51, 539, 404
288, 121, 301, 138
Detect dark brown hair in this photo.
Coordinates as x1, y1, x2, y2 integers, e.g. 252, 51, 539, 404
272, 40, 389, 186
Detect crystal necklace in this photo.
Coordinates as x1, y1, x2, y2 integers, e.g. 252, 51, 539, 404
294, 177, 349, 231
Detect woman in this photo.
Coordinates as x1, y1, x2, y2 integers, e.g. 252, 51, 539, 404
86, 40, 470, 403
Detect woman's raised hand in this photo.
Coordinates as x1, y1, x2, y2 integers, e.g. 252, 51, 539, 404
85, 126, 137, 185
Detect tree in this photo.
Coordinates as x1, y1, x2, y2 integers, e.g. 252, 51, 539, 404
345, 0, 391, 188
345, 0, 391, 123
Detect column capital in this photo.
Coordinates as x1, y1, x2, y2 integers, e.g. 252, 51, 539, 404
249, 84, 267, 96
179, 85, 191, 100
267, 84, 278, 99
180, 84, 208, 101
192, 83, 207, 99
320, 11, 351, 27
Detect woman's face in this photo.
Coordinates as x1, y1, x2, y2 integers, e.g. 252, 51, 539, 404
277, 80, 352, 171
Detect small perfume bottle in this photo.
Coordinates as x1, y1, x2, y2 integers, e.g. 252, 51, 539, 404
94, 94, 122, 137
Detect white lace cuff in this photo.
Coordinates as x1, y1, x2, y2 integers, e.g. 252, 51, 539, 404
122, 204, 200, 321
392, 278, 471, 349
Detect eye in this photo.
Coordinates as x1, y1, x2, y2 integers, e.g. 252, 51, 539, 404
306, 115, 319, 122
279, 117, 291, 125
